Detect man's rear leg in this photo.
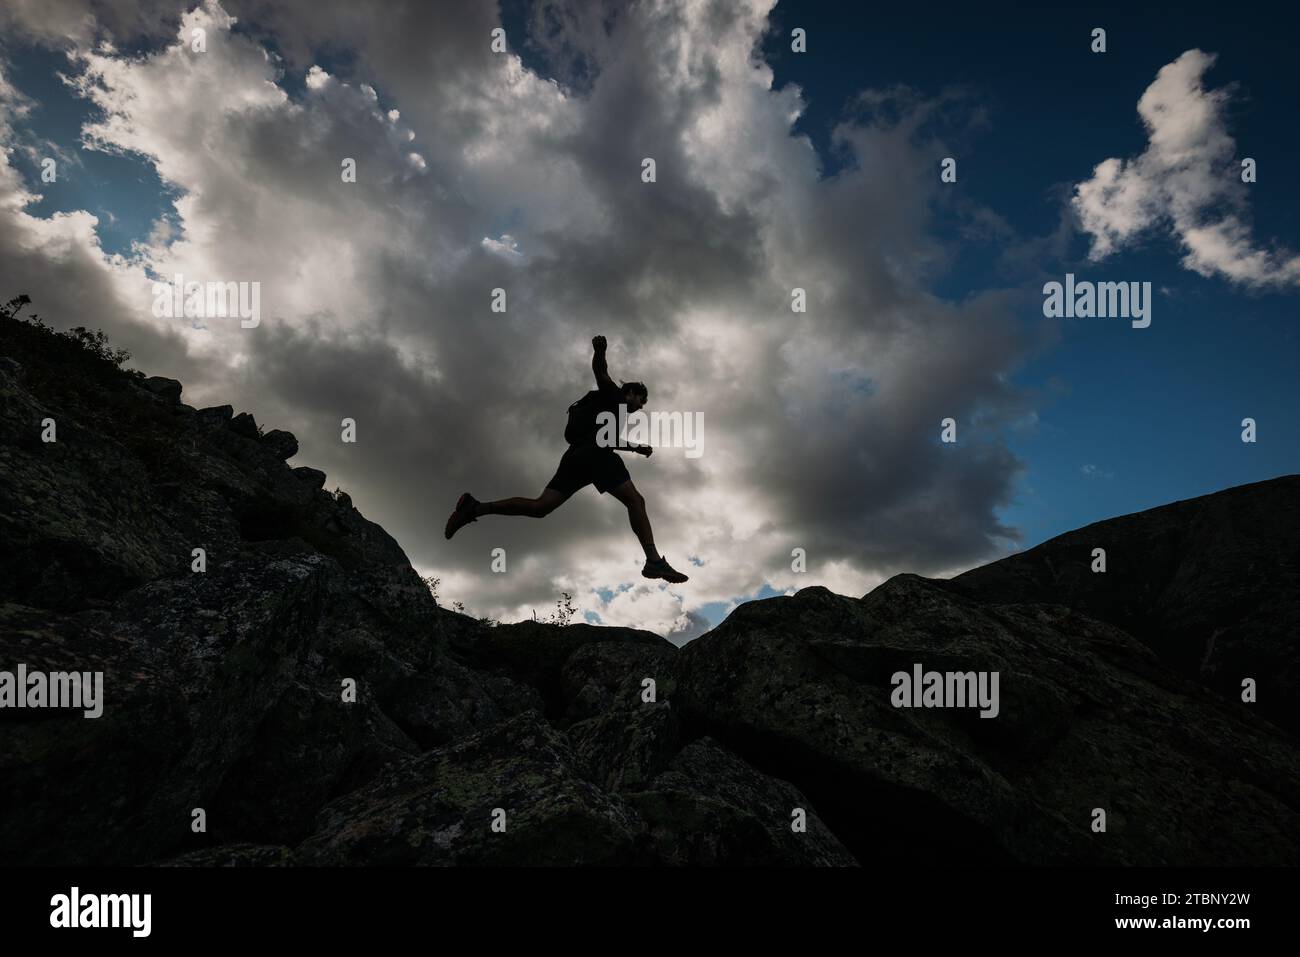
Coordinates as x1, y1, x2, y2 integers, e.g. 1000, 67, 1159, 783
480, 487, 569, 518
445, 488, 568, 539
608, 479, 688, 583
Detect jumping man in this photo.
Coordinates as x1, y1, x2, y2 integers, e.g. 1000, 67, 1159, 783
444, 335, 689, 583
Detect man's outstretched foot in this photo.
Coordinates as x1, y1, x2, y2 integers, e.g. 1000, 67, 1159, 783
643, 555, 689, 583
445, 492, 480, 539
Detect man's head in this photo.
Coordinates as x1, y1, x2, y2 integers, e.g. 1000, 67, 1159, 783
621, 381, 648, 413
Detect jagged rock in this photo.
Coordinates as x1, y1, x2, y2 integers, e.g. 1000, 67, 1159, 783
295, 712, 645, 865
194, 404, 233, 425
0, 356, 22, 375
567, 701, 681, 791
0, 601, 190, 866
155, 844, 295, 867
140, 376, 182, 401
0, 328, 529, 864
0, 378, 184, 608
628, 737, 858, 866
0, 352, 425, 617
942, 476, 1300, 733
671, 578, 1300, 866
0, 542, 436, 863
260, 429, 298, 460
383, 658, 545, 749
228, 411, 259, 439
560, 639, 677, 721
292, 466, 326, 488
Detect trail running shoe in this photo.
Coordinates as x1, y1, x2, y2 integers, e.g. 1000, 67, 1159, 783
643, 554, 689, 583
445, 492, 480, 540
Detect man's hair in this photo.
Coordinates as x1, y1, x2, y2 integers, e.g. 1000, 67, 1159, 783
621, 381, 648, 400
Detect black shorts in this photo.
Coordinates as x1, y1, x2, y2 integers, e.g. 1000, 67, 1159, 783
545, 443, 631, 497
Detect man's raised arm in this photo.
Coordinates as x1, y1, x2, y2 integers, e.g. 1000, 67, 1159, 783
591, 335, 617, 391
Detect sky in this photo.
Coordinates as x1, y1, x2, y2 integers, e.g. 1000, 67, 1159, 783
1, 0, 1296, 643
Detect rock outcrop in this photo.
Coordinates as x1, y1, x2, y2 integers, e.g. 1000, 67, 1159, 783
1, 310, 1296, 866
672, 575, 1299, 865
941, 479, 1300, 734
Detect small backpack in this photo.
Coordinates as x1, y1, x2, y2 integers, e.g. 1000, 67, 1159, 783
564, 391, 600, 444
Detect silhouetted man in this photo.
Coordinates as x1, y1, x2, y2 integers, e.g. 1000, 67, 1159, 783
444, 335, 689, 583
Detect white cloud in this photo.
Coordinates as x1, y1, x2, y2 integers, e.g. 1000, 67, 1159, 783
305, 65, 330, 90
1072, 49, 1300, 288
481, 234, 521, 259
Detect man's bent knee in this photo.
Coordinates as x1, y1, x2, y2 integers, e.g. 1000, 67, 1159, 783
610, 481, 644, 509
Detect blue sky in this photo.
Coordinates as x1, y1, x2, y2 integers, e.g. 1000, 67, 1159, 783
752, 1, 1300, 547
1, 1, 1296, 638
3, 46, 179, 257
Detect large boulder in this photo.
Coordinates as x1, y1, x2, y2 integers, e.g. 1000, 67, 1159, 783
291, 466, 327, 488
260, 429, 298, 460
139, 376, 182, 402
228, 411, 259, 439
194, 404, 233, 425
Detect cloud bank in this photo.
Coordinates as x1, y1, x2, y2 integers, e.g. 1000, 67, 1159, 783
0, 0, 1038, 641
